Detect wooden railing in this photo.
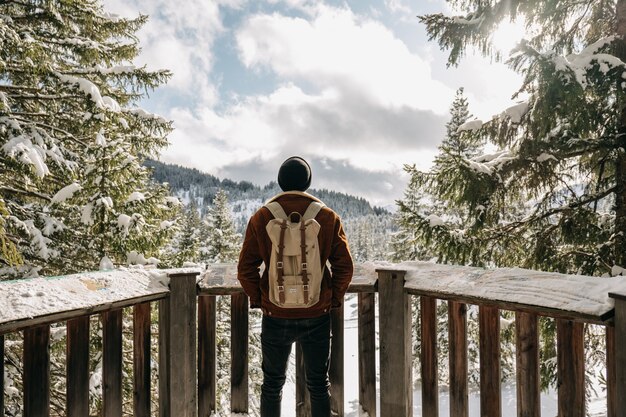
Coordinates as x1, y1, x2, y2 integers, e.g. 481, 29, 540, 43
1, 262, 626, 417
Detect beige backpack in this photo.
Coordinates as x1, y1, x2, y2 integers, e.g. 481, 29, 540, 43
265, 196, 325, 308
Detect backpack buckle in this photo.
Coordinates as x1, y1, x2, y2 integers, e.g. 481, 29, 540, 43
277, 261, 283, 269
278, 285, 284, 292
303, 285, 309, 291
301, 262, 307, 269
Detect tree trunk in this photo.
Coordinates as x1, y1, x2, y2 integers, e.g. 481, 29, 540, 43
616, 0, 626, 268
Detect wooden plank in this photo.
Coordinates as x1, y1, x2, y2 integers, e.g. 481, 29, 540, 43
198, 263, 378, 295
24, 324, 50, 417
515, 312, 540, 417
66, 316, 90, 417
330, 304, 344, 417
420, 296, 438, 417
296, 342, 311, 417
358, 292, 377, 417
0, 292, 167, 336
556, 319, 585, 417
607, 325, 616, 417
610, 295, 626, 416
448, 301, 468, 417
400, 262, 626, 324
0, 334, 4, 416
198, 296, 217, 417
231, 293, 249, 414
134, 302, 152, 417
377, 269, 412, 417
479, 306, 501, 417
165, 272, 199, 417
0, 269, 171, 334
159, 298, 171, 417
405, 287, 608, 325
103, 309, 123, 417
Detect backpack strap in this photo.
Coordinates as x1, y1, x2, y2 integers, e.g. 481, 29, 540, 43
265, 201, 288, 220
300, 220, 309, 304
277, 219, 287, 305
302, 202, 324, 221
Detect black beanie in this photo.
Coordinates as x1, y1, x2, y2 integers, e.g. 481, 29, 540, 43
277, 156, 312, 191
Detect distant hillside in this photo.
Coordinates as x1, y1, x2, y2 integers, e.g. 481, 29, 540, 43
145, 159, 388, 221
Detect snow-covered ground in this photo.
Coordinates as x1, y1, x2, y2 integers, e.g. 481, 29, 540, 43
272, 293, 607, 417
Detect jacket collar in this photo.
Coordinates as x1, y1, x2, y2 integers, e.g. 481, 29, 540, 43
265, 191, 324, 205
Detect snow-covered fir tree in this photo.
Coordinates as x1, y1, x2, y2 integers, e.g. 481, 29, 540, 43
0, 0, 177, 278
416, 0, 626, 275
203, 189, 241, 264
395, 87, 486, 264
397, 0, 626, 392
1, 1, 179, 415
167, 201, 203, 266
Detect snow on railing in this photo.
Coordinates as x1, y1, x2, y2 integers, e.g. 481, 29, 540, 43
1, 262, 626, 417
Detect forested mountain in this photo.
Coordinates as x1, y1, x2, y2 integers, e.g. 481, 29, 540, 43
145, 159, 388, 220
145, 159, 397, 261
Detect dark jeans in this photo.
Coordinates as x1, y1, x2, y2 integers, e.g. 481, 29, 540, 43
260, 314, 332, 417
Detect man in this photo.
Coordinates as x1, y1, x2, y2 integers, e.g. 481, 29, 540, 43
237, 156, 353, 417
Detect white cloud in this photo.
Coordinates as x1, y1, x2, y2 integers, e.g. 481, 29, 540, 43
101, 0, 525, 204
236, 5, 454, 113
102, 0, 230, 106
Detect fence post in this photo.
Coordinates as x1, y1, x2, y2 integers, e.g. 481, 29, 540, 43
515, 312, 540, 417
231, 293, 249, 414
330, 303, 345, 417
448, 301, 468, 417
160, 272, 199, 417
67, 316, 90, 417
556, 319, 585, 417
24, 324, 50, 417
358, 292, 377, 417
377, 268, 411, 417
610, 292, 626, 417
103, 309, 123, 417
1, 334, 4, 416
479, 305, 501, 417
420, 296, 438, 417
198, 295, 217, 417
134, 302, 152, 417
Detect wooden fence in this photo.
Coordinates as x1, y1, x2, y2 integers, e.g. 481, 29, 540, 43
1, 262, 626, 417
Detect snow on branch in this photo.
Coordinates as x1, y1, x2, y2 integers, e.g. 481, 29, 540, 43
550, 36, 625, 88
51, 182, 81, 204
457, 119, 484, 132
54, 72, 120, 112
465, 150, 516, 175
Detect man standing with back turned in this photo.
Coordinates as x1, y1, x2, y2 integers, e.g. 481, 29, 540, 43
237, 156, 353, 417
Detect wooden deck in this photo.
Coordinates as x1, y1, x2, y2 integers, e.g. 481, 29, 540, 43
1, 261, 626, 416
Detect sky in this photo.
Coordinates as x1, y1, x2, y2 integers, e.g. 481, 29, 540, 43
101, 0, 526, 206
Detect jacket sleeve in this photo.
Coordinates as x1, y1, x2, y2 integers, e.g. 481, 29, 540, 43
237, 217, 263, 308
327, 216, 354, 308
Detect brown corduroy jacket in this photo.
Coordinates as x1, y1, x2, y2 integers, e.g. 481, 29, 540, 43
237, 191, 354, 318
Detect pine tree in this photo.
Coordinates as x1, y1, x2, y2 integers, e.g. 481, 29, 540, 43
394, 87, 478, 263
0, 0, 177, 278
203, 189, 241, 264
1, 1, 178, 415
415, 0, 626, 275
170, 202, 202, 266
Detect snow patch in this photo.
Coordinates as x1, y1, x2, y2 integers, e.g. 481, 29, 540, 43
612, 265, 625, 277
426, 214, 445, 227
500, 102, 528, 124
126, 191, 146, 203
55, 72, 120, 112
552, 36, 624, 88
51, 182, 82, 203
537, 153, 557, 163
457, 119, 484, 132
